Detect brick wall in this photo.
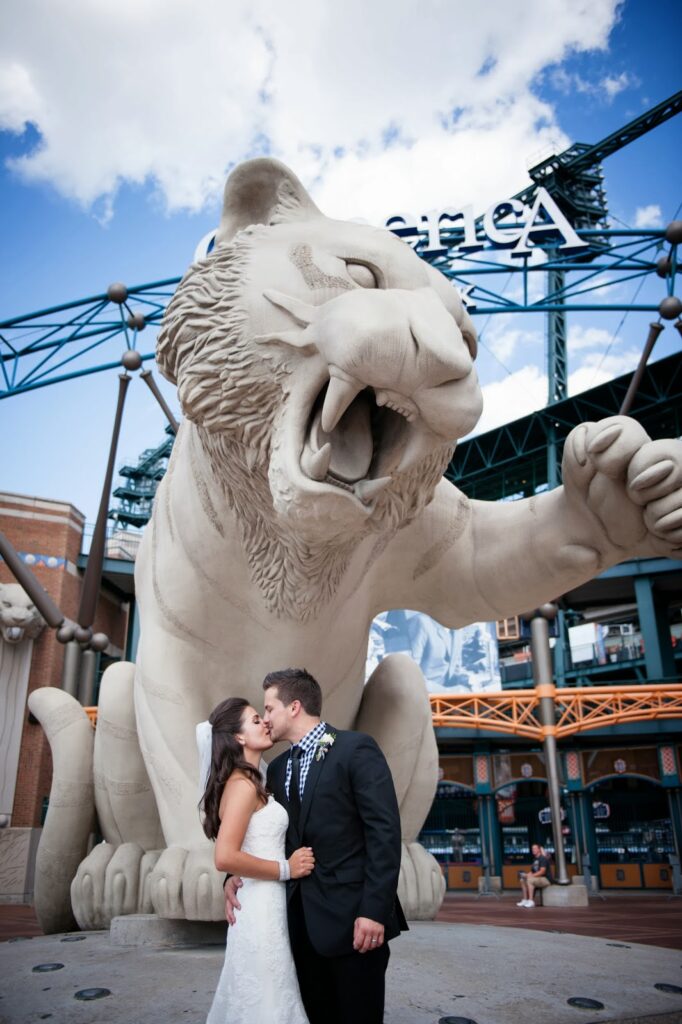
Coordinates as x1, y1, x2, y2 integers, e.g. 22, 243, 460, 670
1, 491, 129, 827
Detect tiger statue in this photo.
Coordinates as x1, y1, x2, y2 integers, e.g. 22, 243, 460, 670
29, 158, 682, 932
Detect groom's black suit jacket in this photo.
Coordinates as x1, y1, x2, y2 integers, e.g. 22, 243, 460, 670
266, 727, 408, 958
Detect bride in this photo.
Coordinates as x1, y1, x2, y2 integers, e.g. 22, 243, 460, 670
198, 697, 313, 1024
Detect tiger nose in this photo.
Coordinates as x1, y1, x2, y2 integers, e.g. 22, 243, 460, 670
406, 287, 474, 384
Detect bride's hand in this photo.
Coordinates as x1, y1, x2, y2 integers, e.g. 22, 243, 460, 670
288, 847, 315, 879
224, 875, 243, 925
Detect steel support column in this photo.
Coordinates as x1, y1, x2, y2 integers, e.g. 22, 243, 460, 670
634, 575, 676, 679
547, 264, 568, 405
529, 608, 570, 884
60, 640, 82, 698
477, 794, 503, 880
125, 599, 141, 662
664, 785, 682, 895
77, 649, 98, 707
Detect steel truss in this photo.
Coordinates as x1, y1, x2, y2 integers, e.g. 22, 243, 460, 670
0, 225, 675, 401
0, 279, 177, 399
447, 350, 682, 501
429, 683, 682, 740
424, 228, 669, 316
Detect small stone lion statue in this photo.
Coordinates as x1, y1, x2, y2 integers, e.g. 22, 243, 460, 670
0, 582, 45, 645
29, 159, 682, 933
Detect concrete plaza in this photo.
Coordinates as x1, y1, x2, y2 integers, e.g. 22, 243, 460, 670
2, 910, 682, 1024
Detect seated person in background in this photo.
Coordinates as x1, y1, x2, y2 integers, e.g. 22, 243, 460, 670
517, 843, 553, 907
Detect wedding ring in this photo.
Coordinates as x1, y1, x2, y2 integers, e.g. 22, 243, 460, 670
371, 938, 377, 943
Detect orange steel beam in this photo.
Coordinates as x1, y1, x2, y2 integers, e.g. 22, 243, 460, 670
430, 684, 682, 740
84, 686, 682, 740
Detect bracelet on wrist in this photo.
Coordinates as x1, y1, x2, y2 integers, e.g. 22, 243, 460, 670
278, 860, 291, 882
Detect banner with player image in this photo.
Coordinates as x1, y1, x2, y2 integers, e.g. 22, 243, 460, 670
366, 609, 501, 694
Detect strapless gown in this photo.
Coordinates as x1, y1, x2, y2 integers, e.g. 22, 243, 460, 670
206, 796, 309, 1024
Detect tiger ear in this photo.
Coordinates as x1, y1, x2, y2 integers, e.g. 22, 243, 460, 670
215, 158, 322, 245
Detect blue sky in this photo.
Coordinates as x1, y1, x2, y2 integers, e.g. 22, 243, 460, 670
1, 0, 681, 524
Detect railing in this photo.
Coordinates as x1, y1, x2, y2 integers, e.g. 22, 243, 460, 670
431, 683, 682, 739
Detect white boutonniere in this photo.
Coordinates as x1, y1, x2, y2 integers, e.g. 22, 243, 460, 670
315, 731, 336, 761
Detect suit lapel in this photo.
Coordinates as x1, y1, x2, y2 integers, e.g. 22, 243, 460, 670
270, 754, 289, 809
298, 726, 338, 836
270, 750, 303, 844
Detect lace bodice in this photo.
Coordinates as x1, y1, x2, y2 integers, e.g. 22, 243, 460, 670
240, 795, 289, 860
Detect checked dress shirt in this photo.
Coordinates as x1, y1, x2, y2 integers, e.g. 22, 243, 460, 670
285, 720, 328, 800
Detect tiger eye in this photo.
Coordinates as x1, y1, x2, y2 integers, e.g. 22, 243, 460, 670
346, 262, 378, 288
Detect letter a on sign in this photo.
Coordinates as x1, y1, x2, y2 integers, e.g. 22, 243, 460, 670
512, 187, 586, 258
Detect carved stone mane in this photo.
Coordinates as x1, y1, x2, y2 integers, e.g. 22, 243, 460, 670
156, 228, 454, 621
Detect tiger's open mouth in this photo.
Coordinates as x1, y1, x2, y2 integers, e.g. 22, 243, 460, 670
299, 377, 424, 506
2, 626, 25, 644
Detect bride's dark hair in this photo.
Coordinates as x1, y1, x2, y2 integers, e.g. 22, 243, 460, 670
200, 697, 269, 841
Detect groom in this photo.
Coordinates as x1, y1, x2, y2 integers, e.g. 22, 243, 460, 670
225, 666, 407, 1024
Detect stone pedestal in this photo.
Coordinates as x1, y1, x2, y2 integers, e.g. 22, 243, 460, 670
110, 914, 226, 947
0, 826, 41, 903
542, 881, 589, 907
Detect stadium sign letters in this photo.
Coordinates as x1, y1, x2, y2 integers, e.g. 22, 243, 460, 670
385, 186, 588, 260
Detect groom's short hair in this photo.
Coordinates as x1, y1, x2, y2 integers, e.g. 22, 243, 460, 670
263, 668, 322, 716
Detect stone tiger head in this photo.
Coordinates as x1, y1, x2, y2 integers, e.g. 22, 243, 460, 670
156, 158, 482, 564
157, 158, 482, 530
0, 582, 45, 645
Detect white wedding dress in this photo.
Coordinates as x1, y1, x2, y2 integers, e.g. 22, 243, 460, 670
206, 795, 309, 1024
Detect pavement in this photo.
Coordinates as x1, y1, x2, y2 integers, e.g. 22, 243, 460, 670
436, 891, 682, 951
2, 919, 682, 1024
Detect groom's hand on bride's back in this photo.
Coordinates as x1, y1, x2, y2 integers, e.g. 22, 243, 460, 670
224, 876, 243, 925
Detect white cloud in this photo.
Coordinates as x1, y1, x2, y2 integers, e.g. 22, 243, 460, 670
634, 204, 663, 229
469, 344, 640, 435
472, 364, 548, 435
480, 315, 543, 366
573, 346, 641, 381
601, 71, 632, 99
0, 61, 45, 131
0, 0, 621, 219
549, 67, 634, 103
567, 324, 619, 352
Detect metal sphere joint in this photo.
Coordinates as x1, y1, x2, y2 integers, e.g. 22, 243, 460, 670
56, 621, 76, 644
126, 312, 146, 331
521, 603, 558, 623
121, 349, 143, 371
659, 295, 682, 321
90, 632, 109, 653
664, 220, 682, 245
107, 282, 128, 304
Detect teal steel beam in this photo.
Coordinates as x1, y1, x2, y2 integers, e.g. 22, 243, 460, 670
0, 351, 156, 399
0, 277, 180, 326
633, 576, 677, 680
447, 351, 682, 497
595, 557, 681, 580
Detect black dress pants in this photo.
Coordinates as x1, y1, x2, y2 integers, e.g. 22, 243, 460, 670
288, 888, 390, 1024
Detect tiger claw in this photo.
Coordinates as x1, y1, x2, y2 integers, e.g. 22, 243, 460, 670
587, 423, 622, 454
630, 460, 675, 492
